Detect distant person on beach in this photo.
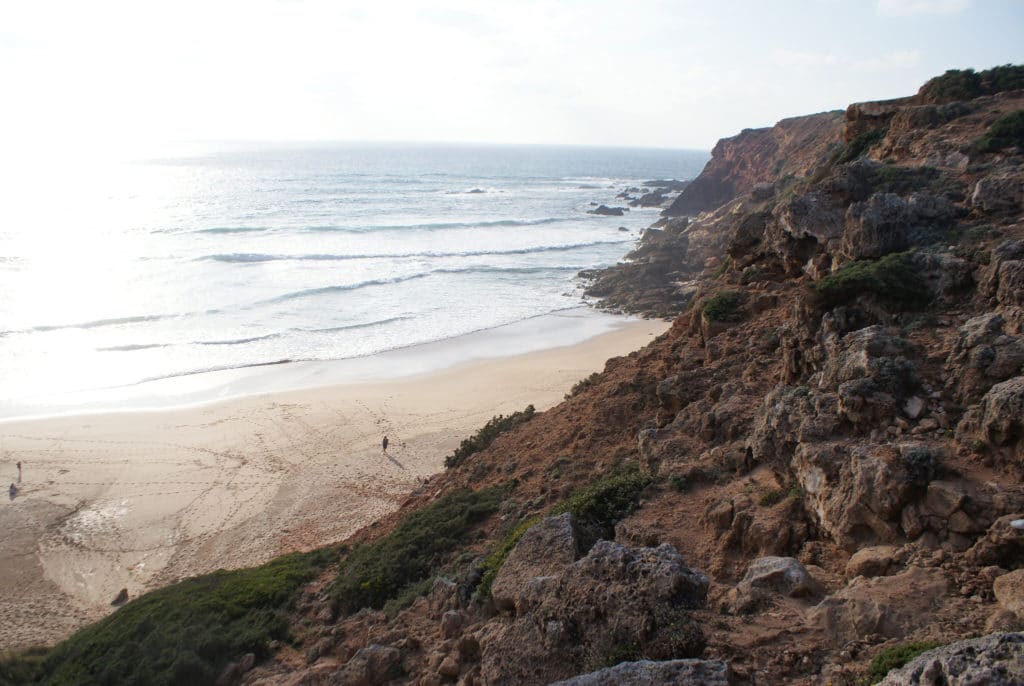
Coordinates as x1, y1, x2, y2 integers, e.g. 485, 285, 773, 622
382, 436, 389, 453
16, 461, 21, 484
8, 483, 16, 499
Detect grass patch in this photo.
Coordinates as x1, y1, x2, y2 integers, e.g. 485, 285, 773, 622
702, 290, 747, 323
1, 550, 332, 686
836, 128, 887, 164
976, 110, 1024, 153
444, 405, 535, 469
332, 486, 507, 615
867, 641, 941, 683
811, 252, 930, 309
759, 489, 786, 507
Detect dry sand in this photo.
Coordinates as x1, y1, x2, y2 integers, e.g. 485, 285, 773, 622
0, 317, 668, 650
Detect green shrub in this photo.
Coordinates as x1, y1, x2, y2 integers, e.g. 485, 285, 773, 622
902, 446, 940, 485
919, 64, 1024, 102
812, 253, 930, 309
566, 372, 600, 399
1, 550, 331, 686
332, 486, 506, 614
868, 641, 941, 683
976, 110, 1024, 153
836, 128, 887, 164
759, 489, 785, 507
702, 290, 748, 323
445, 405, 536, 469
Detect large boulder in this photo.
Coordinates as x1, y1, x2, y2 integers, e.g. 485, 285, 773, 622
549, 659, 732, 686
809, 567, 950, 646
491, 513, 578, 615
480, 541, 709, 685
877, 632, 1024, 685
945, 314, 1024, 403
727, 556, 821, 613
793, 443, 926, 550
971, 174, 1024, 215
966, 515, 1024, 568
980, 240, 1024, 310
335, 644, 402, 686
994, 569, 1024, 618
839, 192, 956, 262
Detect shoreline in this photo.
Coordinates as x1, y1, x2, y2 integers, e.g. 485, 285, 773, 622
0, 314, 669, 651
1, 307, 647, 422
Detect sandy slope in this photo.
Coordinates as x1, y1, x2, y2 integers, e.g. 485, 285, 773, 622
0, 318, 667, 650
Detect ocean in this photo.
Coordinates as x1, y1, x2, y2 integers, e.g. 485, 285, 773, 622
0, 143, 707, 417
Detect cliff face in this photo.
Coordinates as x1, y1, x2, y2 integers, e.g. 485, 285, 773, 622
664, 111, 845, 216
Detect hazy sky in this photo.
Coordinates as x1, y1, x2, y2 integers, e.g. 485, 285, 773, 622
1, 0, 1021, 152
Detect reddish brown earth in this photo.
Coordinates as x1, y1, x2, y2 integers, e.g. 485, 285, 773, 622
237, 72, 1024, 685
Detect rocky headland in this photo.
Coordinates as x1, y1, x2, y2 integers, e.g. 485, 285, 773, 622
4, 66, 1024, 686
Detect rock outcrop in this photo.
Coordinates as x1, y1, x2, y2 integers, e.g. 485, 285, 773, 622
877, 632, 1024, 685
550, 659, 732, 686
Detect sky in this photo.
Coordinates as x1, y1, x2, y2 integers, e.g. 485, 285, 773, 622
0, 0, 1021, 153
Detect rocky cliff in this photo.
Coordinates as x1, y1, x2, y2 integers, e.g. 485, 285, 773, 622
7, 67, 1024, 686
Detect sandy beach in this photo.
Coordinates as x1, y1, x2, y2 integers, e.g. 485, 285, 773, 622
0, 315, 668, 651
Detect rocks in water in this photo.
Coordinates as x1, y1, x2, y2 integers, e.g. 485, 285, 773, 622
587, 205, 627, 216
877, 632, 1024, 685
549, 659, 732, 686
467, 188, 486, 194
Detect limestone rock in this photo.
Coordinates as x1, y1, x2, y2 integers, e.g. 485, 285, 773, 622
971, 173, 1024, 215
440, 610, 464, 639
994, 569, 1024, 617
490, 513, 578, 614
549, 659, 732, 686
945, 313, 1024, 403
846, 545, 898, 578
809, 567, 949, 645
877, 632, 1024, 685
728, 556, 821, 613
978, 376, 1024, 448
335, 644, 402, 686
966, 514, 1024, 568
480, 541, 709, 685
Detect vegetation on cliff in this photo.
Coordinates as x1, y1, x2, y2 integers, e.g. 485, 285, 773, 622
444, 405, 536, 469
919, 64, 1024, 102
1, 550, 331, 686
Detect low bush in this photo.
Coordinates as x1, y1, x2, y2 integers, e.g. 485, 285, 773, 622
566, 372, 601, 399
835, 128, 887, 164
811, 253, 930, 309
445, 405, 536, 469
1, 549, 332, 685
332, 486, 507, 614
867, 641, 941, 683
919, 64, 1024, 102
976, 110, 1024, 153
759, 489, 786, 507
702, 290, 748, 323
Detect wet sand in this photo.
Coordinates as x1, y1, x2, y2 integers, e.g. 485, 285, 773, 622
0, 316, 668, 650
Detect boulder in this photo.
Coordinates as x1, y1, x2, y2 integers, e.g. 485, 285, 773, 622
945, 313, 1024, 403
846, 545, 898, 578
978, 376, 1024, 448
727, 556, 821, 613
840, 192, 955, 262
809, 567, 949, 645
587, 205, 626, 216
966, 514, 1024, 568
491, 513, 578, 614
480, 541, 709, 685
877, 632, 1024, 685
335, 644, 402, 686
792, 443, 919, 551
549, 659, 732, 686
980, 241, 1024, 309
971, 173, 1024, 215
994, 569, 1024, 617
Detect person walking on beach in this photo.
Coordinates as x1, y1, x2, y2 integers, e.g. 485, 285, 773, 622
9, 483, 16, 500
382, 435, 389, 454
16, 461, 21, 484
